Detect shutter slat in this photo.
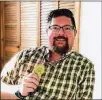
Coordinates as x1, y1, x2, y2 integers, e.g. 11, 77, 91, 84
20, 2, 38, 49
4, 2, 19, 46
59, 2, 75, 13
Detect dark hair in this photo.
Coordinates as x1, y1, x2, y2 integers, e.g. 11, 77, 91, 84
47, 8, 76, 29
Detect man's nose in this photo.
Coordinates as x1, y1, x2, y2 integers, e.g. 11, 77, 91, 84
58, 28, 65, 35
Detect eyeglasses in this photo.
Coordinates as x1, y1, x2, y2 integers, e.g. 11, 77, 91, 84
49, 25, 74, 33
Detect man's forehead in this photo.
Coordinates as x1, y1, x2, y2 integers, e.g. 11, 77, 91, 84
50, 16, 72, 26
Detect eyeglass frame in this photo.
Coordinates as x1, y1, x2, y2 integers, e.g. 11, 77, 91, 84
48, 25, 75, 34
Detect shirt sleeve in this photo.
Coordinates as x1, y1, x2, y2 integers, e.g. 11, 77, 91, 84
1, 52, 21, 85
76, 62, 95, 100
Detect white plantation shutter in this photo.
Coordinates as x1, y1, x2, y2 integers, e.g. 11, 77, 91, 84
20, 2, 38, 49
40, 2, 57, 46
59, 1, 75, 14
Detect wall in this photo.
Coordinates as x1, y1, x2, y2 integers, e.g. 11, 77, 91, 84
79, 2, 101, 99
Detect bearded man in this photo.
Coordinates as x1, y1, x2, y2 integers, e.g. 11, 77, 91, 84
1, 9, 95, 100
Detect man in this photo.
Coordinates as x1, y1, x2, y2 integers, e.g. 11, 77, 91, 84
1, 9, 95, 99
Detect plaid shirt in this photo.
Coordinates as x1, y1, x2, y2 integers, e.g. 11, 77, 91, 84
1, 46, 95, 100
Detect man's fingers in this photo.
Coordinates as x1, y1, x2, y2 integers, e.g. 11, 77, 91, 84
24, 77, 40, 86
24, 85, 35, 93
24, 81, 39, 90
26, 73, 40, 81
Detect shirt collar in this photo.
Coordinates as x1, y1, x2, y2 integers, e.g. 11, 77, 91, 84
44, 47, 74, 62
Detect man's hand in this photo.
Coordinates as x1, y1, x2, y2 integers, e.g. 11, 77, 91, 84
19, 73, 40, 96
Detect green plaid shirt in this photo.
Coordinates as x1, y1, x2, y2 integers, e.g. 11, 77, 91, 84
1, 46, 95, 100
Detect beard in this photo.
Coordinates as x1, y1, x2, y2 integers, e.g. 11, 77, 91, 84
53, 36, 69, 55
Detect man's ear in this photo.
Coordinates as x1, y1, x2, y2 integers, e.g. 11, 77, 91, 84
46, 29, 48, 35
46, 28, 48, 33
74, 29, 77, 36
46, 24, 50, 34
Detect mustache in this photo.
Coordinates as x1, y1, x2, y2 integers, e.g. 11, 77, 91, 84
54, 36, 68, 41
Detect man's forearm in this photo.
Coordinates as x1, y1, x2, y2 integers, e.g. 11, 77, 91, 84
1, 92, 19, 99
1, 82, 20, 99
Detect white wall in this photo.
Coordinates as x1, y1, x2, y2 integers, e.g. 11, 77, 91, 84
79, 2, 101, 99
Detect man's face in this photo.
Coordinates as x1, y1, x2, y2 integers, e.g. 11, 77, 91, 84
47, 16, 77, 55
